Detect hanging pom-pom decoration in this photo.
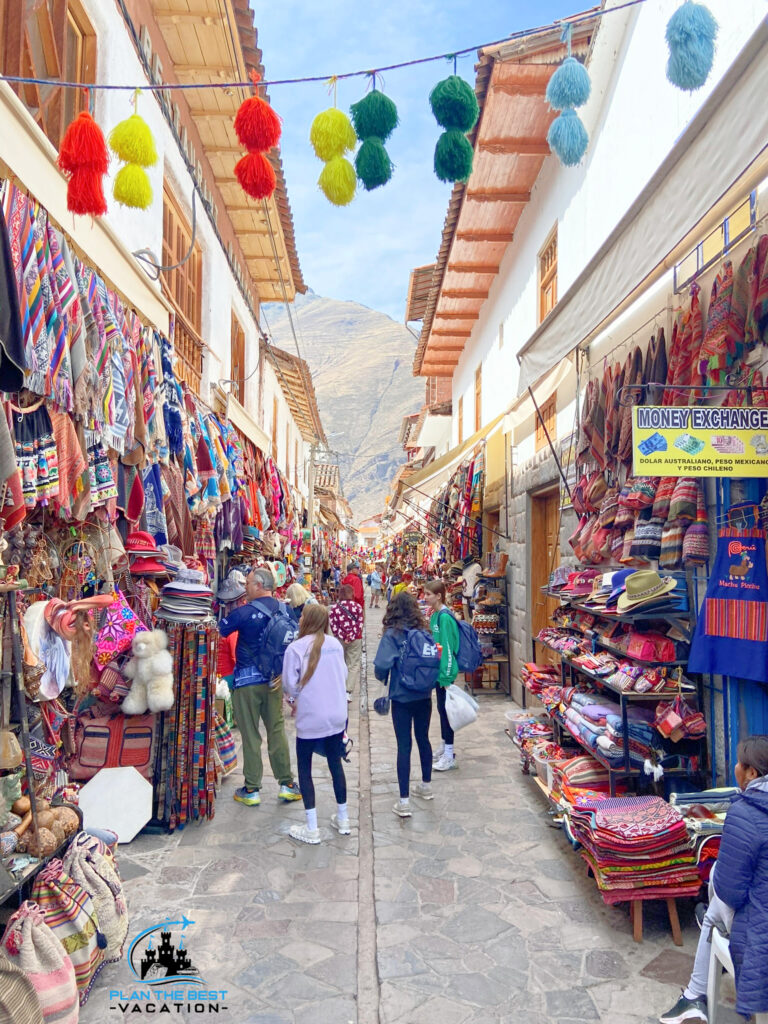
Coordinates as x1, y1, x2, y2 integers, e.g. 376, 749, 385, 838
235, 151, 277, 201
434, 129, 474, 183
234, 70, 279, 202
109, 95, 157, 209
350, 88, 399, 142
545, 26, 591, 167
429, 75, 479, 132
234, 94, 282, 151
547, 108, 588, 167
318, 155, 356, 207
310, 107, 357, 162
355, 137, 393, 191
545, 56, 591, 110
665, 1, 718, 91
58, 101, 109, 217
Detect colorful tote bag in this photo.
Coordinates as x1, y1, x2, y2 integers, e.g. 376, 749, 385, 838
94, 590, 148, 669
62, 833, 127, 962
2, 901, 78, 1024
688, 526, 768, 684
30, 860, 106, 1004
213, 711, 237, 776
0, 948, 46, 1024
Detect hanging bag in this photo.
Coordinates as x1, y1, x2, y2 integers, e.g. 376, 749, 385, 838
444, 684, 479, 731
94, 590, 148, 669
682, 489, 710, 566
1, 901, 75, 1024
30, 859, 106, 1004
62, 833, 128, 963
0, 947, 45, 1024
213, 710, 238, 775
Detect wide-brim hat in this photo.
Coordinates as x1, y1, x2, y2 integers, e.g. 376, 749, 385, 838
563, 569, 600, 596
617, 570, 677, 612
130, 557, 168, 575
158, 544, 184, 571
218, 569, 246, 602
606, 568, 637, 607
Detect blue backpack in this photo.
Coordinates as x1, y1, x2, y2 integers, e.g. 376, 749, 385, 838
441, 609, 484, 673
253, 600, 299, 681
398, 629, 441, 693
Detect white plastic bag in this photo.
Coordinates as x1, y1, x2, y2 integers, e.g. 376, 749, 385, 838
444, 684, 478, 731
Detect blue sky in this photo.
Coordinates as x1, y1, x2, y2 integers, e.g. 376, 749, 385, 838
252, 1, 577, 321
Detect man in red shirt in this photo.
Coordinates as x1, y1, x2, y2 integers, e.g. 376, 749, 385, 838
341, 561, 365, 610
329, 584, 364, 698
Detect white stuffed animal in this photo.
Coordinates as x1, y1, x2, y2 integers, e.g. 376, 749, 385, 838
122, 629, 175, 715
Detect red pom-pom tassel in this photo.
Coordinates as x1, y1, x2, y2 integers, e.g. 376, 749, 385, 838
235, 151, 276, 200
58, 110, 108, 174
66, 167, 108, 217
234, 96, 281, 152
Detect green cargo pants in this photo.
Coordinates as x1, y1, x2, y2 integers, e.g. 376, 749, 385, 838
232, 682, 293, 791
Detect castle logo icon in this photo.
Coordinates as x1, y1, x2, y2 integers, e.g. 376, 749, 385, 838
128, 916, 204, 987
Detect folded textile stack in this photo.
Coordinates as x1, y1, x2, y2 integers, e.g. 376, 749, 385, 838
562, 692, 621, 756
570, 794, 700, 904
571, 651, 619, 676
521, 662, 561, 694
603, 706, 659, 766
156, 567, 213, 622
536, 627, 587, 658
554, 754, 613, 804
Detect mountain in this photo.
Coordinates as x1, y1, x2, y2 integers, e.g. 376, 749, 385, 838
263, 291, 423, 522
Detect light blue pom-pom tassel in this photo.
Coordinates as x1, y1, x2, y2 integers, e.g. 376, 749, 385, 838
546, 56, 591, 110
666, 1, 718, 91
547, 109, 588, 167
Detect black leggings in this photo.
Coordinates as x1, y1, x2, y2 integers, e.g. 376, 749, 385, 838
391, 698, 432, 799
436, 684, 455, 745
296, 734, 347, 811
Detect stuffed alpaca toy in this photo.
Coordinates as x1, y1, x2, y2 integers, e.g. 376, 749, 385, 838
122, 629, 175, 715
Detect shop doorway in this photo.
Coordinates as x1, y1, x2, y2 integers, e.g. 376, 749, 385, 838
530, 487, 561, 664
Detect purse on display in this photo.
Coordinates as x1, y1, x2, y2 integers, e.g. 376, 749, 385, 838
68, 714, 156, 780
62, 833, 128, 963
626, 631, 676, 663
1, 901, 74, 1024
94, 590, 148, 669
682, 490, 710, 566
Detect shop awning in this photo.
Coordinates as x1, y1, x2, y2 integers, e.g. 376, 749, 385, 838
517, 18, 768, 394
0, 82, 171, 335
224, 392, 271, 453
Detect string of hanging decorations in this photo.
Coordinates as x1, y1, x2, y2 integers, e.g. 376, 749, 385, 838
5, 0, 718, 215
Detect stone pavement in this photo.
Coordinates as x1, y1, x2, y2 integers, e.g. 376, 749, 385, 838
81, 604, 740, 1023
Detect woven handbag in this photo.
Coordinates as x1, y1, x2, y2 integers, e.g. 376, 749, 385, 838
1, 901, 77, 1023
597, 487, 619, 527
669, 478, 699, 522
62, 833, 128, 963
0, 948, 45, 1024
94, 590, 148, 669
30, 860, 106, 1004
213, 711, 238, 776
651, 477, 677, 521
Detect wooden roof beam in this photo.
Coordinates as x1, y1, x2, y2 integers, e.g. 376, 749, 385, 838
456, 231, 514, 242
419, 366, 457, 377
154, 9, 223, 24
433, 311, 480, 321
431, 329, 472, 338
478, 136, 550, 156
447, 262, 500, 274
466, 190, 531, 203
441, 289, 488, 299
174, 64, 235, 76
205, 147, 242, 156
188, 110, 237, 120
492, 80, 549, 97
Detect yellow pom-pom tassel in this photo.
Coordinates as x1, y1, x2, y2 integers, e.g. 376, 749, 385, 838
318, 156, 356, 206
310, 108, 357, 161
108, 113, 158, 167
113, 163, 153, 209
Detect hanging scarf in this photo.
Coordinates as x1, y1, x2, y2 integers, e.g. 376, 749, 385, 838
160, 333, 184, 455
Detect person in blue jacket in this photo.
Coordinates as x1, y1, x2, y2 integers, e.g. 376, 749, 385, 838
660, 735, 768, 1024
374, 591, 433, 819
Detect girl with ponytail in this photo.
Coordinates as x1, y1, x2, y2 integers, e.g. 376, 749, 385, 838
282, 603, 350, 844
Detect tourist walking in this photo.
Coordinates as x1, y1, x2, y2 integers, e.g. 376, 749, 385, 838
369, 567, 382, 608
424, 580, 460, 772
329, 584, 364, 699
342, 560, 365, 610
219, 567, 301, 806
285, 582, 316, 625
282, 604, 350, 844
374, 592, 435, 818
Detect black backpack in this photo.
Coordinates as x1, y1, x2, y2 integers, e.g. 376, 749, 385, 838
252, 600, 298, 681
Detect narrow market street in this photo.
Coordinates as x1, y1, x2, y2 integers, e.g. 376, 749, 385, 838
81, 606, 739, 1024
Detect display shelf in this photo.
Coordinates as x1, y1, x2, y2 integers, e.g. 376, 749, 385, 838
534, 626, 688, 669
545, 591, 693, 638
469, 572, 510, 697
0, 838, 70, 909
568, 659, 696, 701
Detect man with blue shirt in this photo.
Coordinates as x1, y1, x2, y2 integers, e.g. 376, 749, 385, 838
219, 567, 301, 806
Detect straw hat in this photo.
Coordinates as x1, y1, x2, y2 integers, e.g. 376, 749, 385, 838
617, 570, 677, 612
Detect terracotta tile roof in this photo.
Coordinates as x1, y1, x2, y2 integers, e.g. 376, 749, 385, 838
261, 340, 326, 444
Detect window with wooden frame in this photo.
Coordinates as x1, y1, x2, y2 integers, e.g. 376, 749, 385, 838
474, 365, 482, 433
230, 312, 246, 404
0, 0, 96, 151
271, 396, 279, 463
162, 187, 204, 393
538, 227, 558, 324
535, 392, 557, 452
457, 396, 464, 446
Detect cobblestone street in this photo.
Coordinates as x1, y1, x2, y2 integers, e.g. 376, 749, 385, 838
81, 606, 738, 1023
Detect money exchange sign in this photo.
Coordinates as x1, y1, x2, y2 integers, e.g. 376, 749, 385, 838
632, 405, 768, 476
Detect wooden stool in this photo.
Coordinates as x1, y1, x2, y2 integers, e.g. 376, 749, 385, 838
629, 897, 683, 946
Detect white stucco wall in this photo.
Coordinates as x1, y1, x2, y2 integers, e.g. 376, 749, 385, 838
449, 0, 767, 448
76, 1, 300, 484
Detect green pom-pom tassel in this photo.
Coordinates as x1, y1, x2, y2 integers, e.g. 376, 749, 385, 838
113, 163, 153, 209
350, 90, 398, 143
355, 138, 393, 191
310, 108, 357, 162
318, 155, 356, 206
429, 75, 479, 132
108, 113, 158, 167
434, 129, 474, 183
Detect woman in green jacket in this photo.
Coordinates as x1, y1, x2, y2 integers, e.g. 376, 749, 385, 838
424, 581, 460, 771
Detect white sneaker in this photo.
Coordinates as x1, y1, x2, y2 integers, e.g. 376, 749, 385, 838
412, 782, 434, 800
432, 742, 445, 763
392, 801, 412, 818
330, 814, 351, 835
346, 692, 353, 703
433, 753, 458, 772
288, 824, 321, 845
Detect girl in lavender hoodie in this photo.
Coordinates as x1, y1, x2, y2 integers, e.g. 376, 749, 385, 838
282, 604, 350, 844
